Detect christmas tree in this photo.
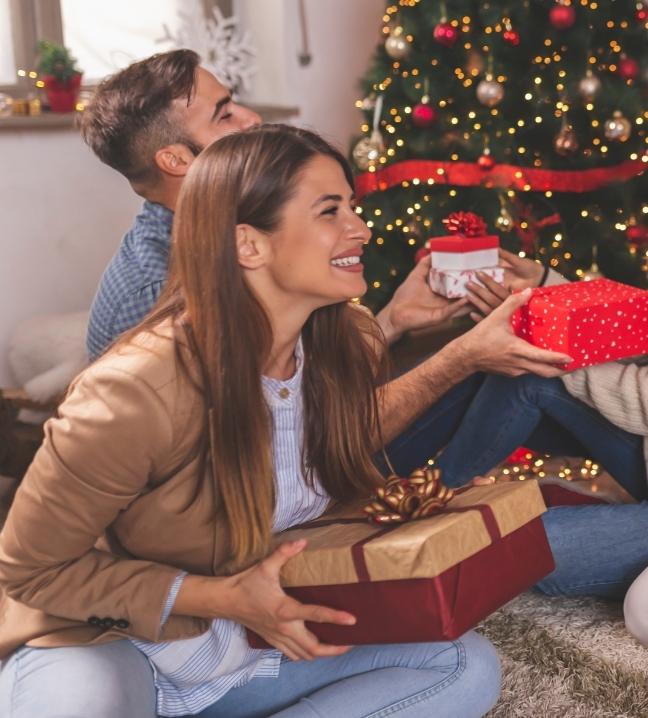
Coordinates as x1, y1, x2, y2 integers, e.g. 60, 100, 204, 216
353, 0, 648, 310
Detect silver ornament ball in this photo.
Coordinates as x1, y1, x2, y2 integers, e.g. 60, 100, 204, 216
476, 79, 504, 107
385, 30, 411, 60
578, 74, 601, 102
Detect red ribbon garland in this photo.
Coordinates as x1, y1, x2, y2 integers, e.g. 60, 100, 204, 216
355, 156, 647, 200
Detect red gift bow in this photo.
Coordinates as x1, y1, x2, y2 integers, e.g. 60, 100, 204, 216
415, 212, 489, 263
443, 211, 487, 237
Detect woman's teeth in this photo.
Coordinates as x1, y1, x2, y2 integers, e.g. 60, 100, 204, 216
331, 256, 360, 267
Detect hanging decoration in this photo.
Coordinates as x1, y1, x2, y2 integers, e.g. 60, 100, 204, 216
549, 2, 576, 30
385, 26, 412, 60
553, 120, 579, 156
352, 95, 385, 171
604, 111, 632, 142
160, 4, 256, 96
627, 218, 648, 249
502, 17, 520, 46
432, 2, 459, 48
618, 55, 640, 80
476, 77, 505, 107
578, 71, 602, 102
412, 79, 437, 128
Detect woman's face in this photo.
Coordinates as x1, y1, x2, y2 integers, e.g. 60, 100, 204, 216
260, 154, 371, 309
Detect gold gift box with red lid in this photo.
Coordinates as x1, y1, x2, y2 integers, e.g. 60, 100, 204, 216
248, 480, 554, 647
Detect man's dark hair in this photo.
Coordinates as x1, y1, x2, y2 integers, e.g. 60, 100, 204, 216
80, 49, 202, 187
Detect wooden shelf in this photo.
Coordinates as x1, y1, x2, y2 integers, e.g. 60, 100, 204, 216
0, 103, 299, 132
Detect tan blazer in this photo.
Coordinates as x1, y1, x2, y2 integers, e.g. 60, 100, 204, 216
0, 322, 240, 659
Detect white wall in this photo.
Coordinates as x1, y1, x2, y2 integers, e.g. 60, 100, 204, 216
0, 130, 141, 384
237, 0, 385, 151
0, 0, 385, 386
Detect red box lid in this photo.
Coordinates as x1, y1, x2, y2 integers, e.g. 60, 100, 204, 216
428, 235, 500, 253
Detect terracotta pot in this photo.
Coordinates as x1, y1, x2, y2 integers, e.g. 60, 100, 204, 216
43, 73, 82, 113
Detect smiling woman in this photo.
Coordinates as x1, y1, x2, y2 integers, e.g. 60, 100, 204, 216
0, 124, 500, 718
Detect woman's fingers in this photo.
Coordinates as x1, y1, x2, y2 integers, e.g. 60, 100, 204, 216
476, 272, 510, 301
290, 601, 356, 627
465, 289, 496, 316
260, 539, 307, 577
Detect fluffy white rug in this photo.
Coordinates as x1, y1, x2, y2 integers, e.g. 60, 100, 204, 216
482, 592, 648, 717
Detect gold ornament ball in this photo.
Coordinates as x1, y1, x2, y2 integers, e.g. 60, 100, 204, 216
385, 29, 411, 60
553, 125, 579, 156
604, 111, 632, 142
577, 73, 601, 102
352, 130, 384, 171
476, 79, 504, 107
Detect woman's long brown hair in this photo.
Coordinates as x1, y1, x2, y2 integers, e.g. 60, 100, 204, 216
118, 124, 386, 565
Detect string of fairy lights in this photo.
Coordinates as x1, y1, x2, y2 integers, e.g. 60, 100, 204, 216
353, 0, 648, 290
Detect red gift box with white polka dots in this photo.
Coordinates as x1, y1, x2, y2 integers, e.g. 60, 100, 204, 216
511, 279, 648, 371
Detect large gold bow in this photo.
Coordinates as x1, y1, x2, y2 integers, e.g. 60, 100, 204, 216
364, 467, 455, 524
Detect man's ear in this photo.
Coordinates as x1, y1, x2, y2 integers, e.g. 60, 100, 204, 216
154, 143, 196, 178
236, 224, 268, 270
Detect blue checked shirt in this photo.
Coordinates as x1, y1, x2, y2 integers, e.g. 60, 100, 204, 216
86, 201, 174, 360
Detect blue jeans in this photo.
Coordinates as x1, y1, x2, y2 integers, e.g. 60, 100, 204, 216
191, 631, 500, 717
414, 373, 646, 497
540, 503, 648, 599
0, 632, 501, 718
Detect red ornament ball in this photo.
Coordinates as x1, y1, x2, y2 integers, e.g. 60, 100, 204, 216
549, 4, 576, 30
618, 57, 640, 80
412, 103, 437, 128
636, 7, 648, 23
627, 224, 648, 247
503, 29, 520, 46
477, 154, 496, 170
433, 22, 459, 48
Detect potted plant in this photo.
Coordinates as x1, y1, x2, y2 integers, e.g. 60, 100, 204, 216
36, 40, 82, 113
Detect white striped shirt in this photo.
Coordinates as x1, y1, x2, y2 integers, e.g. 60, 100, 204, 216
133, 339, 332, 716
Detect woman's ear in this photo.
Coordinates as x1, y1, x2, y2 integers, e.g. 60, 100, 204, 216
236, 225, 268, 269
154, 143, 195, 178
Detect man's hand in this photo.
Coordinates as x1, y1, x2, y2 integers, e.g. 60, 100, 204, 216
376, 256, 470, 344
453, 288, 572, 378
499, 248, 545, 291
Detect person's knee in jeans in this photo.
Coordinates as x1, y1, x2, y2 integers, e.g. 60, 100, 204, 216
0, 641, 156, 718
624, 567, 648, 645
457, 631, 502, 716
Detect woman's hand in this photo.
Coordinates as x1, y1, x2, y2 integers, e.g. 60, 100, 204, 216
453, 288, 572, 378
376, 255, 470, 344
176, 540, 356, 661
